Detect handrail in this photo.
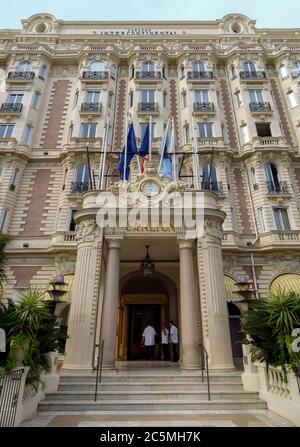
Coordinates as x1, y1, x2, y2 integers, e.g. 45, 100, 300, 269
94, 339, 105, 402
199, 342, 211, 401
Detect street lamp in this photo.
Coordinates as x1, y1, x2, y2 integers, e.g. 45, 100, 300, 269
233, 275, 257, 301
140, 245, 155, 279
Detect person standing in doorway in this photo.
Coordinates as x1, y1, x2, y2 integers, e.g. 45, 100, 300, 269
141, 322, 156, 361
161, 323, 170, 361
169, 320, 179, 362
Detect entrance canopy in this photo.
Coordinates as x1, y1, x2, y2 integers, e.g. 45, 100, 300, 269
270, 273, 300, 295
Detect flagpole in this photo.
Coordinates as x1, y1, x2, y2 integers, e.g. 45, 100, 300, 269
191, 115, 200, 189
149, 115, 152, 161
100, 116, 110, 190
171, 116, 176, 181
128, 112, 141, 175
123, 113, 129, 181
158, 116, 170, 173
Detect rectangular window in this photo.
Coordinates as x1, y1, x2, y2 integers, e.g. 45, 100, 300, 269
10, 168, 19, 190
194, 89, 209, 103
32, 91, 41, 109
85, 90, 100, 103
230, 207, 236, 229
241, 124, 250, 144
140, 122, 155, 139
279, 64, 288, 79
256, 122, 272, 137
249, 89, 264, 103
163, 91, 167, 108
287, 91, 298, 108
7, 91, 24, 103
258, 208, 267, 232
181, 91, 187, 108
73, 90, 79, 108
108, 92, 113, 108
198, 122, 213, 138
273, 208, 291, 231
0, 124, 14, 138
129, 91, 134, 108
80, 123, 97, 138
22, 125, 32, 145
0, 209, 9, 232
68, 208, 78, 232
183, 125, 190, 143
234, 91, 243, 108
141, 89, 155, 103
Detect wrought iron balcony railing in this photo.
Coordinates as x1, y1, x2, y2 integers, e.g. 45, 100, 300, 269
193, 102, 215, 112
7, 71, 35, 80
201, 181, 223, 193
135, 71, 162, 80
266, 181, 289, 194
249, 102, 272, 112
291, 70, 300, 79
0, 103, 23, 113
70, 182, 92, 194
80, 102, 102, 112
81, 71, 108, 80
239, 71, 266, 80
138, 102, 159, 112
187, 71, 213, 80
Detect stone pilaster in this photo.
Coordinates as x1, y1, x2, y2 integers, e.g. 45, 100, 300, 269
198, 219, 234, 371
62, 219, 102, 372
100, 237, 122, 369
178, 238, 201, 370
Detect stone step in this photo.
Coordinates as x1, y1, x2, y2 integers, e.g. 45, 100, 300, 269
38, 399, 267, 412
59, 374, 242, 384
59, 381, 244, 392
46, 390, 258, 401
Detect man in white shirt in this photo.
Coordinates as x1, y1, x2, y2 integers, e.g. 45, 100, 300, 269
141, 322, 156, 361
161, 323, 170, 361
169, 320, 179, 362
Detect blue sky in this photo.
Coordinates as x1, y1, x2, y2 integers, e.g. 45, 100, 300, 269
0, 0, 299, 29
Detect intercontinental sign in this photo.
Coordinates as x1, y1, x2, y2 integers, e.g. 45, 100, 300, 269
99, 28, 177, 36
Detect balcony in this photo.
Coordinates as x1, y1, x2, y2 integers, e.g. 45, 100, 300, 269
187, 71, 213, 82
51, 231, 78, 247
0, 138, 18, 150
81, 71, 108, 84
266, 181, 289, 194
197, 137, 227, 149
249, 102, 272, 113
201, 181, 223, 193
6, 71, 35, 83
259, 230, 300, 247
79, 102, 102, 116
70, 182, 91, 194
251, 136, 289, 150
137, 102, 159, 114
291, 70, 300, 79
135, 71, 162, 83
0, 102, 23, 115
239, 71, 266, 81
66, 137, 102, 152
193, 102, 215, 114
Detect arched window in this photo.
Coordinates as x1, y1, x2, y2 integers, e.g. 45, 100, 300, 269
202, 164, 218, 191
89, 61, 104, 72
73, 164, 90, 193
192, 61, 205, 73
130, 65, 135, 79
230, 65, 236, 79
110, 64, 117, 80
17, 61, 32, 72
142, 61, 154, 73
179, 65, 185, 79
39, 65, 47, 80
243, 61, 256, 73
264, 162, 280, 192
293, 61, 300, 70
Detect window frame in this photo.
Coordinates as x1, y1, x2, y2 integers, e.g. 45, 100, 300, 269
80, 123, 97, 138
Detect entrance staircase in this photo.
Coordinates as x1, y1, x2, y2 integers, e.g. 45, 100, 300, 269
38, 363, 266, 413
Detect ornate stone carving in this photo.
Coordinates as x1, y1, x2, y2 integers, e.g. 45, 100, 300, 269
272, 255, 300, 275
203, 219, 223, 242
76, 219, 97, 243
54, 257, 76, 275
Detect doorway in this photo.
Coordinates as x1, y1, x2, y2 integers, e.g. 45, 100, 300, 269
227, 302, 244, 370
127, 304, 161, 360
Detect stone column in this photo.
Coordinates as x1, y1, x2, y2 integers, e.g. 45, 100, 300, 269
198, 218, 234, 371
63, 219, 102, 372
178, 239, 201, 370
100, 238, 121, 369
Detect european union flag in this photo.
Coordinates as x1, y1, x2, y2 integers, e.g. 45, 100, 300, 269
139, 123, 150, 157
118, 122, 138, 180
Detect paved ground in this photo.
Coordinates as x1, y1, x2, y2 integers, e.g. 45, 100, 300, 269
21, 409, 294, 427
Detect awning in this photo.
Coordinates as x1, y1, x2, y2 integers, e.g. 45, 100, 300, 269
270, 273, 300, 295
224, 275, 238, 301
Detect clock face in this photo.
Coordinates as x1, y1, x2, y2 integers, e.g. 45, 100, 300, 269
141, 181, 160, 197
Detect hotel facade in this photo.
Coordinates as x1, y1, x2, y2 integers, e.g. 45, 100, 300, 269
1, 12, 300, 373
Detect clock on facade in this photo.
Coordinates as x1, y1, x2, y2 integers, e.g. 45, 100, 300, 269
141, 181, 161, 197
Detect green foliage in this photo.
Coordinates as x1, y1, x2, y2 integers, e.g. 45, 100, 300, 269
0, 289, 67, 389
0, 232, 10, 285
242, 289, 300, 381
